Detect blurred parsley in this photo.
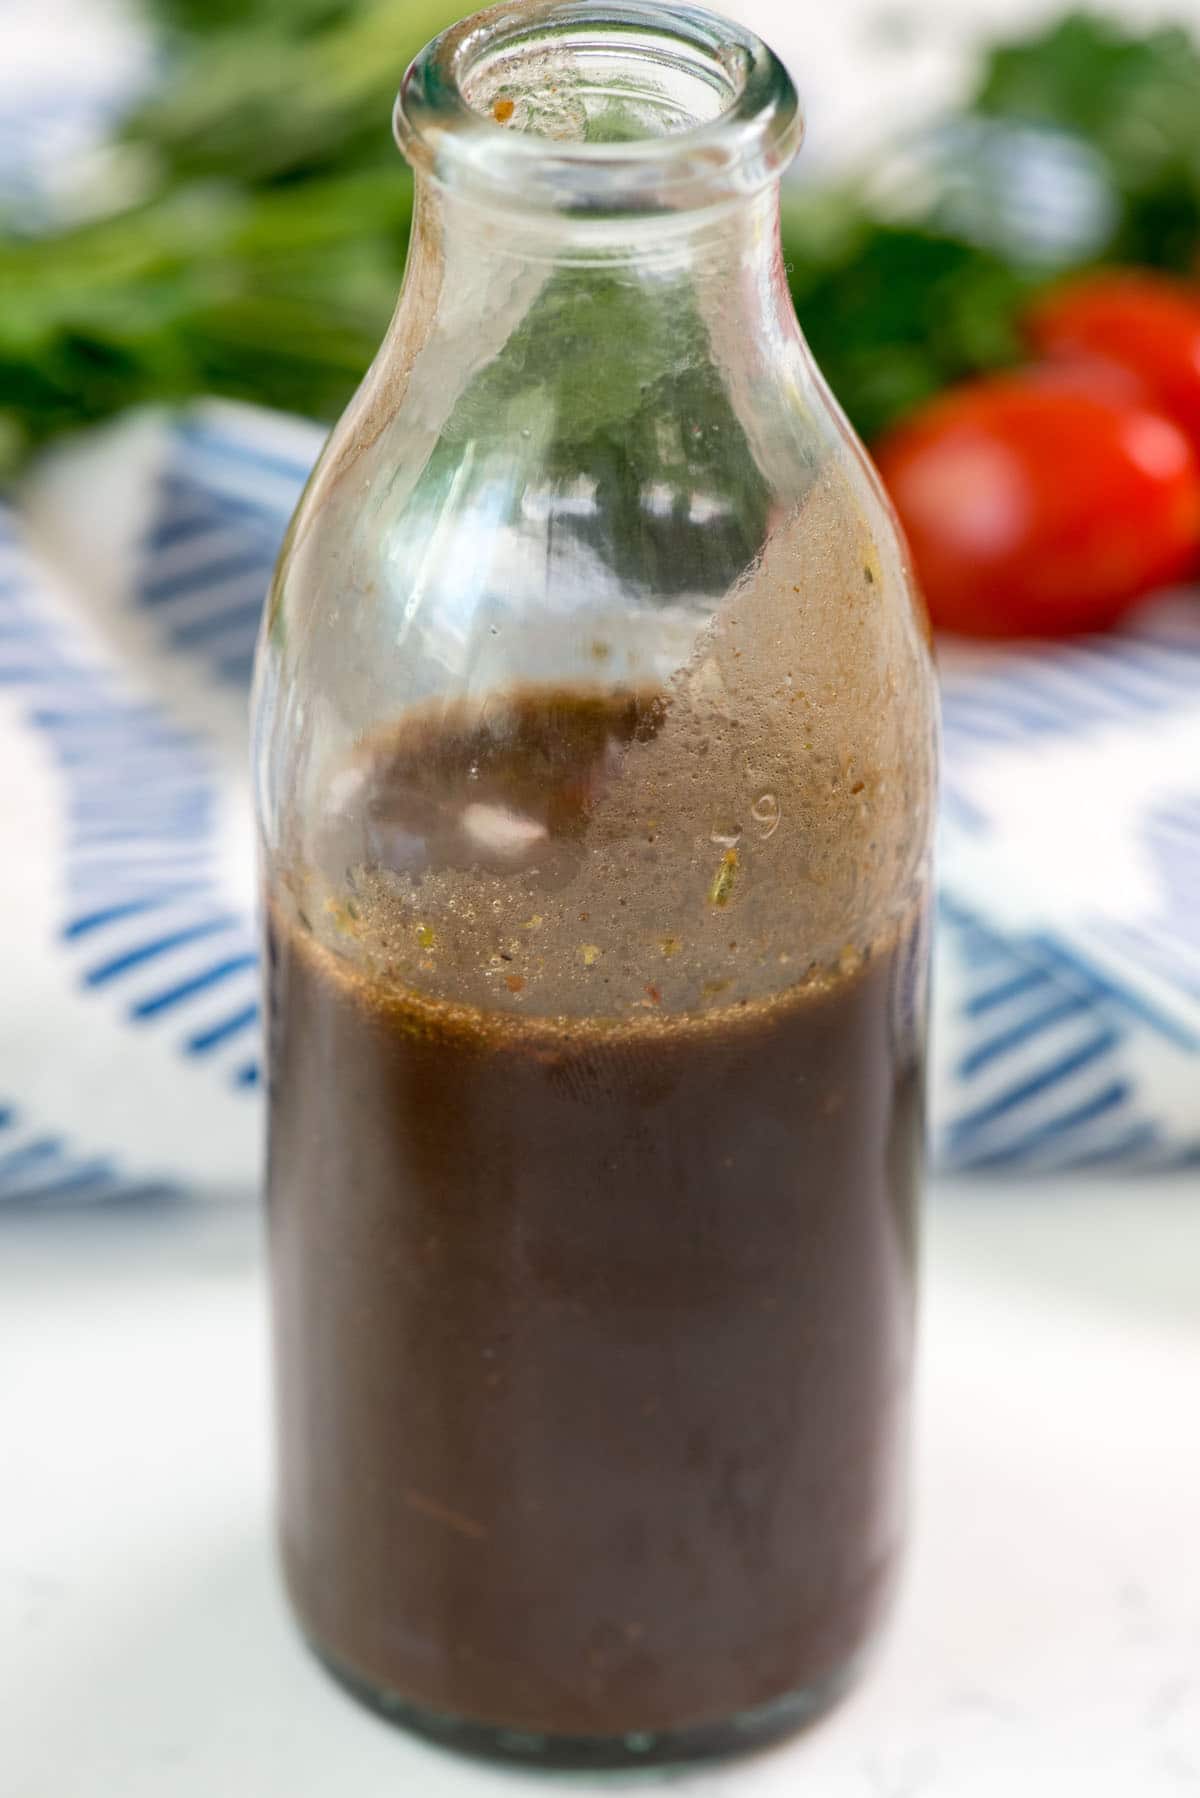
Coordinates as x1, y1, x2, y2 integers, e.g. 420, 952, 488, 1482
974, 12, 1200, 270
3, 7, 1200, 471
784, 209, 1033, 444
782, 12, 1200, 439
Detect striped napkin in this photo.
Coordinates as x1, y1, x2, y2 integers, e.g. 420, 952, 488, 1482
1, 399, 1197, 1205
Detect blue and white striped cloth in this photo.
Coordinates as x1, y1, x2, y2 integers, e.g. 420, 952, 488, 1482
1, 398, 1198, 1204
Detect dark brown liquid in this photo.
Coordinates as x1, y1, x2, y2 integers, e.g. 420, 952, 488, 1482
266, 690, 924, 1746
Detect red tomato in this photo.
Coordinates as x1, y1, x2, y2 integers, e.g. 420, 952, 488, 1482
1027, 271, 1200, 445
873, 373, 1200, 638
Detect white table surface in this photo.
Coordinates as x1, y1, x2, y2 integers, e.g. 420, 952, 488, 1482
6, 1174, 1200, 1798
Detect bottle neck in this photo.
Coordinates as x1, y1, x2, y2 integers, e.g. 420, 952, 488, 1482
396, 175, 798, 350
389, 2, 805, 397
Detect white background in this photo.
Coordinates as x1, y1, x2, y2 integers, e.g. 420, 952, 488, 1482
5, 1, 1200, 1794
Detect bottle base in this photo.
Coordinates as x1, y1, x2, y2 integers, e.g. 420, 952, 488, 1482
309, 1635, 860, 1771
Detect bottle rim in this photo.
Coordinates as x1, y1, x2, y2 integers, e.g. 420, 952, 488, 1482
394, 0, 802, 215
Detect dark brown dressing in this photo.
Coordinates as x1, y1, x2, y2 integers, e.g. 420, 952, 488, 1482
266, 688, 923, 1740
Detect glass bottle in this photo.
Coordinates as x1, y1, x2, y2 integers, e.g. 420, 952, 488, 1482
253, 0, 937, 1770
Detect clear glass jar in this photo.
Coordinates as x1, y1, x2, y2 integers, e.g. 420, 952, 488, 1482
254, 0, 937, 1769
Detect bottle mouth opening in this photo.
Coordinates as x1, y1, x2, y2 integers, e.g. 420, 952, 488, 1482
395, 0, 801, 214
